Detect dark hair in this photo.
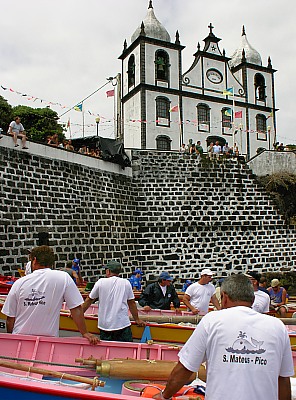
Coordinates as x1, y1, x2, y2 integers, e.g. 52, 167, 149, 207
30, 245, 55, 268
221, 274, 254, 303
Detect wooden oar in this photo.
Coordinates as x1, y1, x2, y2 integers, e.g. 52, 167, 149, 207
130, 314, 296, 325
0, 360, 105, 389
0, 355, 93, 370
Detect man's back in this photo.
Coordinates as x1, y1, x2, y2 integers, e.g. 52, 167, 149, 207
2, 269, 83, 336
90, 276, 134, 331
179, 306, 293, 399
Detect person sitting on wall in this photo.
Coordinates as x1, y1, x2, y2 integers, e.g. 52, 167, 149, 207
8, 116, 28, 149
138, 271, 180, 311
268, 278, 288, 317
129, 269, 143, 290
195, 141, 203, 156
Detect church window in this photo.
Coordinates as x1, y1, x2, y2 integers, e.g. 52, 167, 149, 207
156, 96, 170, 127
197, 104, 210, 132
155, 50, 170, 81
128, 55, 135, 88
254, 74, 266, 101
221, 108, 232, 135
256, 114, 267, 140
156, 135, 171, 151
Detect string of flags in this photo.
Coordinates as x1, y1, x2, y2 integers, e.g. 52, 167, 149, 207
0, 83, 115, 119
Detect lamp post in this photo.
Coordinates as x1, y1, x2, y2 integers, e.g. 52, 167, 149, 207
95, 116, 100, 137
267, 126, 271, 150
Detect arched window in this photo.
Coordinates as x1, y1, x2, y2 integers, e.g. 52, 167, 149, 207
128, 55, 135, 88
155, 50, 170, 81
254, 73, 266, 101
221, 107, 232, 135
197, 104, 210, 132
156, 96, 170, 127
256, 114, 267, 140
156, 135, 171, 151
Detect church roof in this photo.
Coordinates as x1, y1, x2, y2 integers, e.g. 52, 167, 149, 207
229, 26, 262, 68
131, 1, 171, 43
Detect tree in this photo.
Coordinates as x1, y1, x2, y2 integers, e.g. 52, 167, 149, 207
0, 96, 13, 132
11, 105, 65, 143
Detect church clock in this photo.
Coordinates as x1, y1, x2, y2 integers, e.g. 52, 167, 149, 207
206, 68, 223, 84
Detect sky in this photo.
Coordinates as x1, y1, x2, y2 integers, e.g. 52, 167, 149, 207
1, 0, 295, 144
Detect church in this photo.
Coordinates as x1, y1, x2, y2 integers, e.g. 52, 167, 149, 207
118, 1, 276, 159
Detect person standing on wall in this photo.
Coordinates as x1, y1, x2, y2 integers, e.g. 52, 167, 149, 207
2, 245, 98, 345
153, 274, 293, 400
182, 269, 221, 315
82, 260, 145, 342
8, 116, 28, 149
138, 271, 180, 311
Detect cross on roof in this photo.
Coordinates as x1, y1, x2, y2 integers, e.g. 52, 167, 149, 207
208, 23, 214, 34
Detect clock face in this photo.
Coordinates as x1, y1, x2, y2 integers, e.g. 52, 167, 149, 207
206, 68, 223, 84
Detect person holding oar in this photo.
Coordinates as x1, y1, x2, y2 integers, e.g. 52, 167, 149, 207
2, 245, 98, 345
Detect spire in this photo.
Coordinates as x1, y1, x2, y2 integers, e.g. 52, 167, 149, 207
242, 25, 246, 36
148, 0, 153, 9
175, 30, 180, 45
140, 21, 146, 36
123, 39, 127, 51
229, 26, 262, 68
268, 56, 272, 68
242, 48, 246, 63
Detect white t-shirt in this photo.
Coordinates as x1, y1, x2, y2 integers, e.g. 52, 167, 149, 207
8, 121, 24, 134
213, 145, 221, 154
2, 268, 83, 337
179, 306, 294, 400
89, 276, 134, 331
185, 282, 215, 314
252, 290, 270, 313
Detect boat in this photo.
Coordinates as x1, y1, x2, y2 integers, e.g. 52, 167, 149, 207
0, 332, 191, 399
0, 276, 17, 295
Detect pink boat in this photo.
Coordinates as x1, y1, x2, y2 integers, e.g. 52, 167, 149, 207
0, 333, 181, 399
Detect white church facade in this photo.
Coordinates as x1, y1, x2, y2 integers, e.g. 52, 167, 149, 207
119, 1, 276, 159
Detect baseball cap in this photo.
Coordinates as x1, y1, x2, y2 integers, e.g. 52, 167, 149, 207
185, 279, 192, 284
134, 269, 143, 274
159, 271, 173, 281
73, 258, 80, 264
244, 271, 260, 282
201, 268, 213, 276
105, 260, 122, 272
271, 278, 280, 287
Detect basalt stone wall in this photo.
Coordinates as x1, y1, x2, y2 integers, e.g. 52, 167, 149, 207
1, 145, 296, 284
0, 146, 139, 280
131, 151, 296, 283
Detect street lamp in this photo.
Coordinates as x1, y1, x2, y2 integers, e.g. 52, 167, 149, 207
95, 116, 100, 137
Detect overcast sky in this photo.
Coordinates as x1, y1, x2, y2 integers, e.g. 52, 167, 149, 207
1, 0, 295, 144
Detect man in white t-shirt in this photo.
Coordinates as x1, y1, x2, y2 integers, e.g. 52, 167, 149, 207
182, 268, 221, 315
2, 246, 98, 345
154, 274, 293, 400
82, 260, 145, 342
245, 271, 270, 313
8, 116, 28, 149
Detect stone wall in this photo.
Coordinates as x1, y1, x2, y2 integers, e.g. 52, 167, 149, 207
1, 137, 295, 284
248, 150, 296, 176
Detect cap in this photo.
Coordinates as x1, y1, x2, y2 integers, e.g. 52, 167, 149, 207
159, 271, 173, 281
271, 278, 280, 287
201, 268, 213, 276
185, 279, 192, 284
244, 271, 260, 282
134, 269, 143, 275
105, 260, 122, 272
73, 258, 80, 264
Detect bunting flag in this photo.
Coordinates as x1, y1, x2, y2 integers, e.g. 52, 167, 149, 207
235, 111, 242, 119
106, 89, 115, 97
67, 118, 70, 128
169, 105, 179, 112
267, 111, 273, 119
223, 87, 234, 96
74, 103, 83, 112
224, 109, 232, 117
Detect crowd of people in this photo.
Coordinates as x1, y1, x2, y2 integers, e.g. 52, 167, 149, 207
180, 139, 240, 159
1, 246, 294, 399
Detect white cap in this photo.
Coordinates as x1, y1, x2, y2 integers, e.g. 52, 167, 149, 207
201, 268, 213, 276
